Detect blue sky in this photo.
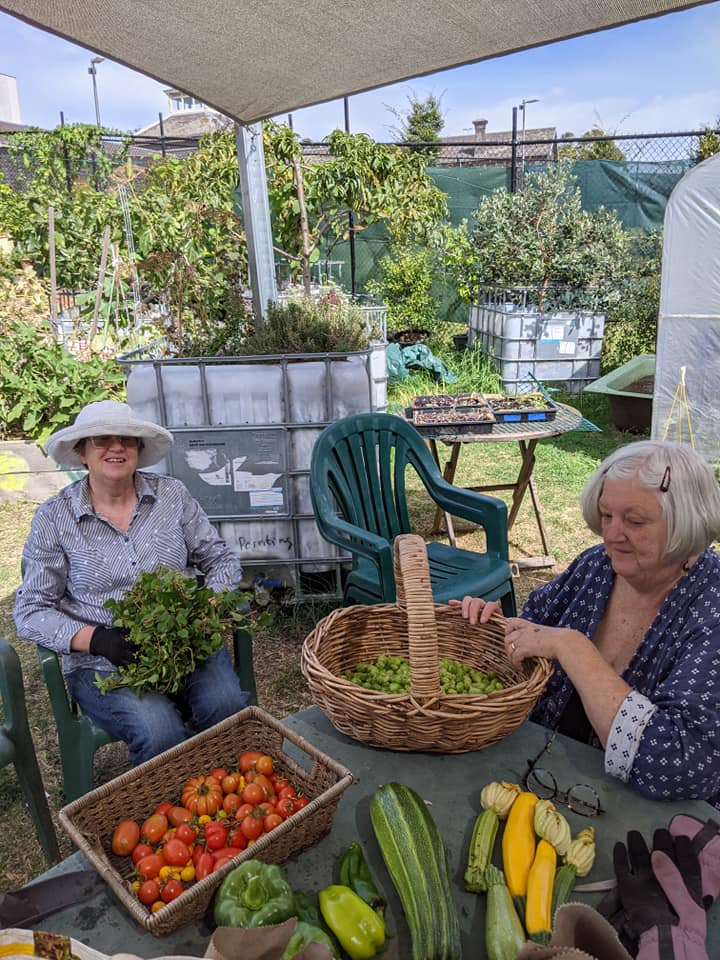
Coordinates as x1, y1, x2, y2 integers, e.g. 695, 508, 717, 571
0, 3, 718, 140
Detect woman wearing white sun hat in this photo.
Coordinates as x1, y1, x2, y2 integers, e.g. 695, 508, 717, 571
14, 400, 252, 765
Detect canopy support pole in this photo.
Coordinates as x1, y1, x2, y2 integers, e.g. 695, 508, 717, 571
235, 122, 277, 321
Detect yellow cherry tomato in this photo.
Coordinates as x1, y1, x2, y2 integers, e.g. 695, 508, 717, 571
180, 865, 195, 882
198, 815, 212, 825
151, 901, 165, 913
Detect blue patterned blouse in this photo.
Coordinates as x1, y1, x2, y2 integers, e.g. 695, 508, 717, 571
14, 472, 241, 676
525, 544, 720, 806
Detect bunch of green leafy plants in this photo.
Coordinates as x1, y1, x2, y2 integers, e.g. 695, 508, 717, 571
0, 320, 125, 444
366, 242, 439, 334
96, 568, 253, 696
601, 230, 661, 372
242, 292, 373, 355
387, 341, 502, 410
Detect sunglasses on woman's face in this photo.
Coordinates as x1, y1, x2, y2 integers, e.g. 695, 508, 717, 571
524, 730, 603, 817
88, 435, 140, 449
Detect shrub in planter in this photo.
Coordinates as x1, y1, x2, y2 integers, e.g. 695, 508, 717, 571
443, 162, 629, 311
601, 231, 661, 372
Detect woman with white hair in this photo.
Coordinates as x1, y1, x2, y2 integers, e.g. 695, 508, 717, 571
453, 439, 720, 805
14, 400, 252, 766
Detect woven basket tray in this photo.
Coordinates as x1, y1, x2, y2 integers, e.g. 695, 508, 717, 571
59, 706, 353, 937
302, 534, 552, 753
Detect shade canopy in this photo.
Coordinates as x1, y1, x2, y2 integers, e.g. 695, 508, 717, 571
0, 0, 713, 125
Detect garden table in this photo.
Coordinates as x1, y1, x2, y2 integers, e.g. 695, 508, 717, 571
23, 706, 718, 959
416, 401, 594, 570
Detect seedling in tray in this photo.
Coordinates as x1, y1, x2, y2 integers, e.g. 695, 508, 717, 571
412, 392, 486, 409
413, 407, 495, 425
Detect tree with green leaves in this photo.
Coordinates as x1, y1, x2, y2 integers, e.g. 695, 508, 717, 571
444, 161, 629, 310
696, 121, 720, 162
264, 121, 447, 295
559, 128, 625, 161
386, 91, 445, 160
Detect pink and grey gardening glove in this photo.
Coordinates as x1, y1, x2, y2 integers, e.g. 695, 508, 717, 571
636, 833, 708, 960
668, 815, 720, 910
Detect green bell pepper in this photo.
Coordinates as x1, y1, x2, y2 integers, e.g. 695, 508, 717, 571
280, 920, 340, 960
319, 885, 385, 960
338, 841, 386, 916
214, 859, 297, 928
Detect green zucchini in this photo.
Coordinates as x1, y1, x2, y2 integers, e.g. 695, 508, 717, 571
464, 808, 499, 893
551, 862, 577, 918
484, 864, 527, 960
370, 781, 461, 960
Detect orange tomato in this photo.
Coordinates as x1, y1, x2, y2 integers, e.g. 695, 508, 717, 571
253, 774, 275, 799
241, 782, 265, 805
255, 755, 274, 776
111, 819, 140, 857
221, 773, 241, 794
210, 767, 228, 782
181, 776, 224, 817
222, 792, 242, 815
140, 814, 169, 845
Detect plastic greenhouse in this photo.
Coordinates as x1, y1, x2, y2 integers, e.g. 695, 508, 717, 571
651, 152, 720, 469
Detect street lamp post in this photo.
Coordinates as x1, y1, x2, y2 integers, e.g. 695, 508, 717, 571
88, 56, 104, 127
519, 97, 540, 187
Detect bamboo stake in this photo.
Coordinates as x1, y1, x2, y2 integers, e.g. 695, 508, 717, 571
90, 225, 111, 343
48, 205, 59, 334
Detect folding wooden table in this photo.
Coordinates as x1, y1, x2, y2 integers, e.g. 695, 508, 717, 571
421, 402, 587, 570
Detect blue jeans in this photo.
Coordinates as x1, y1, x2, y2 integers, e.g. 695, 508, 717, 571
67, 646, 252, 765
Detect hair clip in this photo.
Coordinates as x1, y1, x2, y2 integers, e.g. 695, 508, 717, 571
660, 466, 671, 492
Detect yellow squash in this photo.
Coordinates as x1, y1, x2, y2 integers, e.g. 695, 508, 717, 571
525, 838, 557, 943
501, 791, 538, 898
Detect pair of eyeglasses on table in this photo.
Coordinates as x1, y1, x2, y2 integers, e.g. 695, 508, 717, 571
524, 729, 604, 817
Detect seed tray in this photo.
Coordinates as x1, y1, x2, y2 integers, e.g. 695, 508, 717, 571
482, 393, 558, 423
407, 407, 496, 436
411, 392, 487, 411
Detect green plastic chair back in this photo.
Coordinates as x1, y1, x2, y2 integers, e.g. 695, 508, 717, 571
0, 638, 60, 863
36, 626, 257, 804
310, 412, 516, 614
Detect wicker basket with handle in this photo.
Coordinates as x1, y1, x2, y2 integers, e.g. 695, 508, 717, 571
302, 534, 552, 753
59, 706, 353, 936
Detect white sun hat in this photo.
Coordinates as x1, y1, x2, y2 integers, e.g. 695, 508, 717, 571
44, 400, 173, 469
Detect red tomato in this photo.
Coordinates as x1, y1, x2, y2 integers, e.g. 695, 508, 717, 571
222, 792, 242, 815
111, 819, 140, 857
239, 751, 263, 772
132, 843, 154, 865
242, 782, 265, 805
234, 803, 254, 821
293, 795, 309, 811
138, 879, 160, 906
161, 828, 176, 843
205, 829, 228, 851
227, 825, 249, 849
154, 801, 173, 817
161, 878, 184, 903
255, 755, 274, 776
264, 813, 284, 832
175, 822, 197, 845
276, 798, 296, 819
272, 777, 289, 792
195, 851, 214, 880
212, 849, 243, 871
168, 806, 193, 827
136, 853, 165, 879
240, 814, 264, 841
278, 785, 297, 800
256, 802, 273, 818
163, 838, 191, 867
210, 767, 228, 782
253, 774, 275, 799
140, 814, 168, 845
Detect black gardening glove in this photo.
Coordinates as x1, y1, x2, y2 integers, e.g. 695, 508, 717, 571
89, 625, 137, 668
598, 830, 677, 956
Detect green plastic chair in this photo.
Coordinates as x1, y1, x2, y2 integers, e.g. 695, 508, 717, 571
310, 412, 517, 614
36, 627, 257, 804
0, 638, 61, 864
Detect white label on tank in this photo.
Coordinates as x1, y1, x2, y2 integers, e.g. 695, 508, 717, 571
541, 324, 565, 341
559, 341, 577, 355
249, 489, 285, 508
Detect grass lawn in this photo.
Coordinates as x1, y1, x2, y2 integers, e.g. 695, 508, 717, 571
0, 387, 630, 889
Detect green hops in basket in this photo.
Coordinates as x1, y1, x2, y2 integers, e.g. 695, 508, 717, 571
343, 655, 504, 695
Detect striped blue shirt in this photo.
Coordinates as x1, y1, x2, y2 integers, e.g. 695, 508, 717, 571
14, 472, 241, 675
